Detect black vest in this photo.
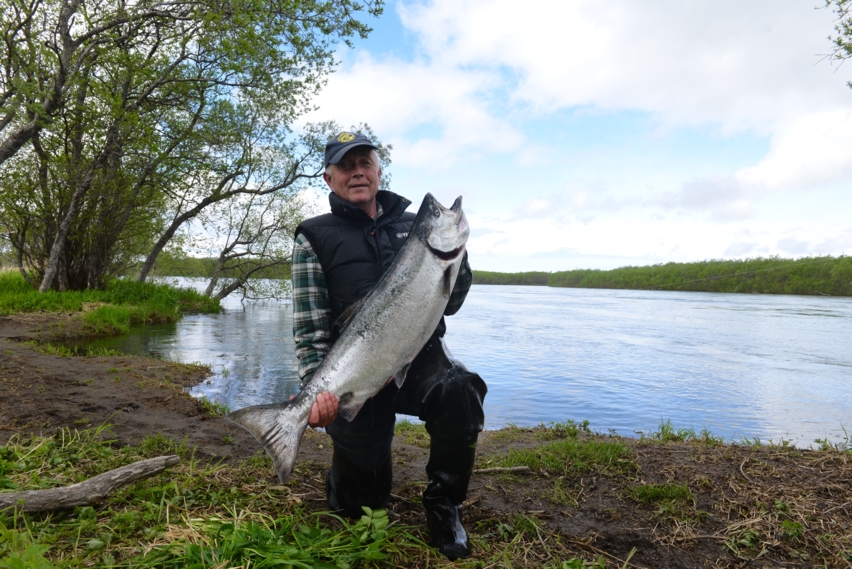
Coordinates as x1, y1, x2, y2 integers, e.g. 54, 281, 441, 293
296, 190, 415, 324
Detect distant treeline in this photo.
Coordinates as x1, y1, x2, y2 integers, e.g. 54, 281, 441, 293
473, 256, 852, 296
472, 271, 551, 286
151, 255, 292, 281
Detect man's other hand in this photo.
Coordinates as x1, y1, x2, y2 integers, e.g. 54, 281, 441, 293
291, 391, 338, 428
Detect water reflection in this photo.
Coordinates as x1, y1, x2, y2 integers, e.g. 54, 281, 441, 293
80, 281, 852, 447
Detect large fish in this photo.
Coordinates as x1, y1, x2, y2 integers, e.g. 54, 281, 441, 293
227, 193, 469, 481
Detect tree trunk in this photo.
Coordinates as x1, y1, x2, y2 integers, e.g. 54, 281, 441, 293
38, 180, 90, 292
0, 455, 180, 514
204, 255, 225, 296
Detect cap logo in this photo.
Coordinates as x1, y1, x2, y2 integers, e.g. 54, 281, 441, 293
337, 132, 356, 143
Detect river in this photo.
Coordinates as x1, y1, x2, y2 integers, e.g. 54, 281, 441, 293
75, 282, 852, 447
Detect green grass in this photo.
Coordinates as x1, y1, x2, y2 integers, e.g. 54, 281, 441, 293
498, 437, 636, 477
0, 426, 623, 568
487, 423, 529, 443
198, 396, 230, 417
629, 483, 696, 522
630, 483, 693, 504
639, 419, 724, 445
394, 419, 430, 448
22, 340, 124, 358
0, 272, 218, 321
0, 426, 423, 568
535, 419, 591, 441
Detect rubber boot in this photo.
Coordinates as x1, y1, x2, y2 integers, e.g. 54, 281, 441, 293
326, 445, 393, 519
422, 436, 478, 560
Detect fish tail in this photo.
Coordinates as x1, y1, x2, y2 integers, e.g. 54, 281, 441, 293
227, 403, 308, 482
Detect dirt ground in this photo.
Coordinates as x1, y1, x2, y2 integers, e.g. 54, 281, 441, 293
1, 314, 851, 568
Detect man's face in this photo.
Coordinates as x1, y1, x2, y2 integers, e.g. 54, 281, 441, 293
324, 147, 382, 209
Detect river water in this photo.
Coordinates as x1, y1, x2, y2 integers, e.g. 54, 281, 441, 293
76, 283, 852, 447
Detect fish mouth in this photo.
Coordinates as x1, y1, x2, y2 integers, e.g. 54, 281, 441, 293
428, 244, 465, 260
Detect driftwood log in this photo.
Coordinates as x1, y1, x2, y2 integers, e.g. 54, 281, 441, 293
0, 455, 180, 514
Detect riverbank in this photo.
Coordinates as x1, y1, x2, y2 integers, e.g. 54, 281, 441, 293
474, 255, 852, 296
2, 313, 850, 568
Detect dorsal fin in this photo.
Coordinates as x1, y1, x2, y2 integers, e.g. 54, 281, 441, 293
332, 299, 363, 339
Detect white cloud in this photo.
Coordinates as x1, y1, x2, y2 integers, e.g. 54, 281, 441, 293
736, 109, 852, 191
302, 51, 523, 167
399, 0, 850, 131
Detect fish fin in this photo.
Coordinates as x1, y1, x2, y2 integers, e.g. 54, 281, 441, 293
337, 391, 365, 422
394, 362, 411, 388
332, 300, 363, 339
227, 403, 308, 482
443, 266, 453, 298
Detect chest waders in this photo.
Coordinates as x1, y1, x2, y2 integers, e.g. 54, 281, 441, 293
297, 191, 487, 560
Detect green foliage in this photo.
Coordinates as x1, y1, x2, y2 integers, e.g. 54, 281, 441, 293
0, 272, 218, 322
630, 483, 693, 504
0, 426, 427, 568
0, 0, 385, 291
828, 0, 852, 89
152, 254, 292, 280
473, 270, 551, 286
548, 256, 852, 296
535, 419, 591, 441
640, 419, 724, 445
474, 256, 852, 296
0, 524, 59, 569
499, 438, 635, 476
394, 419, 430, 448
198, 396, 230, 417
136, 508, 401, 568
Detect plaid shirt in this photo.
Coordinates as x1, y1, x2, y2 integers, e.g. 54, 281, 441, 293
292, 229, 472, 382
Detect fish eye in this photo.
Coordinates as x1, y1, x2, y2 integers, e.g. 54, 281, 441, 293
433, 208, 440, 217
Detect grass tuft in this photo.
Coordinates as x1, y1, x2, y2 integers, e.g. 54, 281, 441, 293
498, 437, 635, 476
197, 396, 229, 417
535, 419, 591, 441
630, 483, 693, 504
640, 419, 725, 445
394, 419, 429, 448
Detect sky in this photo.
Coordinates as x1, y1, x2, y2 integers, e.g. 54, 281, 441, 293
300, 0, 852, 273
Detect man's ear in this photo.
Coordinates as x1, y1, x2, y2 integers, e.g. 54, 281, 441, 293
323, 171, 333, 191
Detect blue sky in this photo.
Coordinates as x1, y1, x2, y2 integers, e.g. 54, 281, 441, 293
301, 0, 852, 272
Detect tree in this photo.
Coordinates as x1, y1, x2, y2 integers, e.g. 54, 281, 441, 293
0, 0, 385, 291
136, 120, 393, 285
197, 190, 309, 301
0, 0, 202, 165
828, 0, 852, 85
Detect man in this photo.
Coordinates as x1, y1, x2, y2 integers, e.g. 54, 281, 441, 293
291, 132, 487, 560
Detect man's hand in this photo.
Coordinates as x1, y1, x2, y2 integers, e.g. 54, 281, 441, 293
291, 391, 339, 428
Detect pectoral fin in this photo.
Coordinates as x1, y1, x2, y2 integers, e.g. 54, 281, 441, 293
394, 362, 411, 388
443, 266, 453, 298
337, 391, 365, 422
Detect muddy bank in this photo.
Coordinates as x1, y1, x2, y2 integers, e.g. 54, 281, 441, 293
1, 314, 850, 568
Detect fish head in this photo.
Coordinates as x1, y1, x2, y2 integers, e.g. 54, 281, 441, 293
413, 193, 469, 260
